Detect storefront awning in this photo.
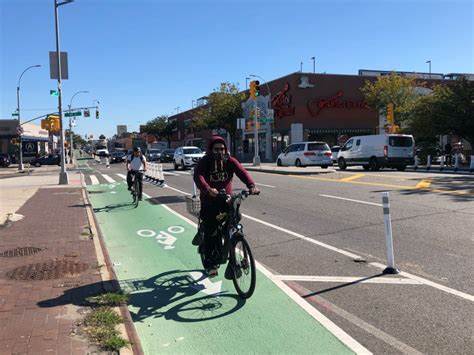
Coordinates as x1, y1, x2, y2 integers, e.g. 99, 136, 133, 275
22, 135, 50, 142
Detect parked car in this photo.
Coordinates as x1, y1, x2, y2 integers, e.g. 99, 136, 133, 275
276, 142, 333, 168
110, 151, 126, 163
96, 149, 109, 157
331, 146, 341, 164
337, 134, 415, 171
173, 146, 205, 170
30, 155, 61, 167
160, 149, 175, 163
0, 153, 11, 167
146, 149, 162, 162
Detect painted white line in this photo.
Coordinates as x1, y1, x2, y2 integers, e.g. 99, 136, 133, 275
290, 282, 422, 355
256, 183, 276, 188
163, 172, 179, 176
273, 275, 421, 285
320, 194, 382, 207
89, 175, 99, 185
242, 213, 362, 259
116, 173, 127, 180
174, 171, 191, 175
141, 190, 370, 354
101, 174, 116, 183
255, 261, 372, 354
371, 262, 474, 302
165, 185, 192, 196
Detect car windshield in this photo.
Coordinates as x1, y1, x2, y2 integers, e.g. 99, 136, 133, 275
183, 148, 202, 154
112, 152, 124, 156
149, 150, 160, 154
308, 143, 330, 151
389, 136, 413, 147
164, 150, 174, 154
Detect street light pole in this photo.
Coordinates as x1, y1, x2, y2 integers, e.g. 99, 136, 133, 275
54, 0, 74, 185
68, 90, 88, 161
17, 65, 41, 171
311, 57, 315, 73
426, 60, 431, 78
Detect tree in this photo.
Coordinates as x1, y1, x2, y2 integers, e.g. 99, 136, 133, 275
409, 77, 474, 147
143, 115, 176, 148
361, 73, 423, 125
193, 82, 246, 155
65, 129, 87, 147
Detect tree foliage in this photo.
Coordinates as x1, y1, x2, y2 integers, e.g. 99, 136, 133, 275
143, 115, 176, 147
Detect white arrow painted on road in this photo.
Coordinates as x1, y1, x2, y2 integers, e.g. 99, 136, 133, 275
189, 271, 223, 295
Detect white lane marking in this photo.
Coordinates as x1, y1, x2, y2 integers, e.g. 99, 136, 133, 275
371, 262, 474, 302
155, 184, 474, 303
174, 171, 191, 175
116, 173, 127, 179
189, 271, 223, 295
319, 194, 382, 207
165, 185, 192, 196
141, 191, 370, 354
101, 174, 116, 183
273, 275, 421, 285
163, 172, 179, 176
290, 282, 422, 355
255, 261, 372, 354
89, 175, 99, 185
242, 214, 362, 259
256, 183, 276, 188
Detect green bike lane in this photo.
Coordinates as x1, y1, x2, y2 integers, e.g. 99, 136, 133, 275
87, 181, 367, 354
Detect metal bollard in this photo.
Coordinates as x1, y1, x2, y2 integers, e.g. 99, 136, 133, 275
381, 192, 399, 274
426, 155, 431, 171
414, 155, 419, 171
470, 155, 474, 173
439, 155, 445, 171
454, 153, 459, 172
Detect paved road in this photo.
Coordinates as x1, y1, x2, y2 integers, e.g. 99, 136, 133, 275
81, 157, 474, 354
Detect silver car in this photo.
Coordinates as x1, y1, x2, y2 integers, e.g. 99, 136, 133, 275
277, 142, 333, 168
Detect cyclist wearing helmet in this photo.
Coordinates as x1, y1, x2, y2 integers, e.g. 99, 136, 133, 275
193, 136, 259, 277
127, 147, 147, 200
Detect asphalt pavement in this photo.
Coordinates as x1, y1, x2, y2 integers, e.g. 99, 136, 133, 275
81, 158, 474, 354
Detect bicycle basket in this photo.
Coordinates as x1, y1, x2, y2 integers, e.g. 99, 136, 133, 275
185, 196, 201, 218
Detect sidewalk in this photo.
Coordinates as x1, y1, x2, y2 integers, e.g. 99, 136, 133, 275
0, 168, 134, 354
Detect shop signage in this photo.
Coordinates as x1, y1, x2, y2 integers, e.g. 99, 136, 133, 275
308, 90, 369, 117
272, 83, 296, 119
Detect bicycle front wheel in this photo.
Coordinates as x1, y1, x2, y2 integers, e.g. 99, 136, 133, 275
231, 234, 256, 299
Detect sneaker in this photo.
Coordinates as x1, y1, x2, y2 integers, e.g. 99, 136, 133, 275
206, 267, 218, 278
191, 233, 201, 246
127, 187, 132, 191
138, 196, 143, 201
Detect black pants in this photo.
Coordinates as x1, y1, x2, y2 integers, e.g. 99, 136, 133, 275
200, 199, 229, 269
127, 171, 143, 198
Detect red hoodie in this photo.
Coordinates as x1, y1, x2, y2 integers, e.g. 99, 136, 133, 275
193, 136, 255, 205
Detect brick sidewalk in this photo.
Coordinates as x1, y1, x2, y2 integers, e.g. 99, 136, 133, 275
0, 187, 104, 354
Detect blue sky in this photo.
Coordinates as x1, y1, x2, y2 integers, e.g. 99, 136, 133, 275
1, 0, 473, 138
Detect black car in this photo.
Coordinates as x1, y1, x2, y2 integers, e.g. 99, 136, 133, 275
146, 149, 162, 162
0, 153, 11, 167
30, 155, 61, 167
111, 151, 126, 163
160, 149, 175, 163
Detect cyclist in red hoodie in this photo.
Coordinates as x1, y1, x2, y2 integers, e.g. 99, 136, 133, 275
193, 136, 259, 277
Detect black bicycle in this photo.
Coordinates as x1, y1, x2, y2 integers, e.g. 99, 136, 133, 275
130, 170, 144, 207
188, 190, 259, 299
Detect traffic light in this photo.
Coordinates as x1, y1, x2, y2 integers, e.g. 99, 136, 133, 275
96, 110, 99, 119
46, 115, 60, 133
386, 103, 394, 125
249, 80, 260, 100
41, 118, 51, 130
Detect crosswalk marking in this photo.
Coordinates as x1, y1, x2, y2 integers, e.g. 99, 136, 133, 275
163, 171, 179, 176
101, 174, 116, 183
174, 170, 191, 175
90, 175, 99, 185
116, 173, 127, 179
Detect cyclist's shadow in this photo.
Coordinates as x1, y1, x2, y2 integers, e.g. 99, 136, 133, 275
122, 269, 246, 323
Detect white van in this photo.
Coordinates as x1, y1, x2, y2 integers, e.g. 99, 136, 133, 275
337, 134, 415, 171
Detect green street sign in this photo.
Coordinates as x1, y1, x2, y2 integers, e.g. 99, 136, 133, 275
11, 112, 19, 117
65, 111, 82, 117
50, 90, 59, 97
258, 117, 274, 123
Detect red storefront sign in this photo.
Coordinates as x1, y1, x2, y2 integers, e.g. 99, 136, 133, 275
308, 90, 369, 117
272, 83, 296, 119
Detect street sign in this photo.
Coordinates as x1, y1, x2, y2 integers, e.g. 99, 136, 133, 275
84, 109, 90, 117
11, 112, 19, 117
50, 90, 59, 96
65, 111, 82, 117
49, 51, 69, 80
17, 126, 24, 135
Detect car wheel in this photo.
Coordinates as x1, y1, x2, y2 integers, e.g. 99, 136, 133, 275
396, 165, 406, 171
174, 160, 179, 170
338, 158, 347, 170
295, 159, 302, 167
277, 159, 282, 167
369, 157, 380, 171
181, 161, 186, 170
35, 162, 41, 167
363, 165, 370, 171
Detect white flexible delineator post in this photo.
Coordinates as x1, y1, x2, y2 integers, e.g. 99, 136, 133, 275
414, 155, 419, 170
454, 153, 459, 172
426, 155, 431, 171
470, 155, 474, 173
158, 164, 164, 182
382, 192, 399, 274
439, 155, 445, 171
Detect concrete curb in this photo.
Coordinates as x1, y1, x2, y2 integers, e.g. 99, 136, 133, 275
80, 173, 144, 355
245, 167, 324, 175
